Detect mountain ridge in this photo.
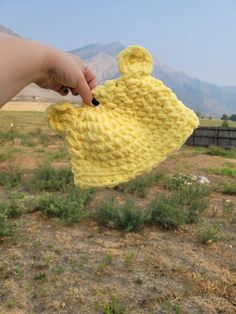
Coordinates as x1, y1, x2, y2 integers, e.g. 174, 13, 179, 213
1, 25, 235, 117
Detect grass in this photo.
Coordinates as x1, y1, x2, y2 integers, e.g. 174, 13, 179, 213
0, 168, 22, 189
27, 164, 74, 192
200, 118, 236, 127
102, 295, 125, 314
148, 183, 210, 228
197, 226, 220, 245
205, 166, 236, 178
48, 148, 69, 161
115, 171, 164, 197
216, 181, 236, 195
35, 188, 94, 225
148, 194, 187, 229
205, 146, 236, 159
95, 198, 145, 231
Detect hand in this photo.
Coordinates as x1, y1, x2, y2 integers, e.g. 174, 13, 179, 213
35, 49, 96, 104
0, 37, 97, 107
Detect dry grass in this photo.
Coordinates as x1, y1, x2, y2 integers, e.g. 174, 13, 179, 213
0, 107, 235, 313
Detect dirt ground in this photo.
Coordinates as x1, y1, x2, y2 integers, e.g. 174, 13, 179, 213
0, 104, 235, 314
0, 143, 235, 313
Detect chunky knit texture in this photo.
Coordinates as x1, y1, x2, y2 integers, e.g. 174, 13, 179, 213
47, 45, 199, 188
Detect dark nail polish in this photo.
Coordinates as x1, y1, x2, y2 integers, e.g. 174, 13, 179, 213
92, 97, 99, 106
64, 88, 69, 94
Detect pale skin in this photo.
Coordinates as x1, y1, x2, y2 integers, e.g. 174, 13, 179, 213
0, 36, 97, 108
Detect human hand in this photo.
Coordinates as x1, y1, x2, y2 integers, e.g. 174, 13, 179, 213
36, 48, 96, 105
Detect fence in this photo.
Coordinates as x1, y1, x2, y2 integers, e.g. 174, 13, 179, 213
186, 126, 236, 149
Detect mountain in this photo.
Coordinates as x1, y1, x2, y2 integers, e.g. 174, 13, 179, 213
1, 25, 235, 117
0, 25, 22, 38
71, 42, 236, 117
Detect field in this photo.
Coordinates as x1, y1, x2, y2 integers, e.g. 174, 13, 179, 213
0, 108, 236, 314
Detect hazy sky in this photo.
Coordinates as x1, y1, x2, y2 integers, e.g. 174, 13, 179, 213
1, 0, 235, 86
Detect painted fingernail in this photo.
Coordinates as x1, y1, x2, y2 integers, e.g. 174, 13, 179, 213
63, 88, 69, 94
92, 97, 99, 106
74, 92, 79, 96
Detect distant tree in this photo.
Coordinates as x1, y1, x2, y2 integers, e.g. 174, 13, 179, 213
221, 114, 228, 121
229, 114, 236, 121
208, 116, 212, 120
221, 120, 229, 127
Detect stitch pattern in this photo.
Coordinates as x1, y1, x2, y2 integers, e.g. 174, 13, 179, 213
47, 46, 199, 188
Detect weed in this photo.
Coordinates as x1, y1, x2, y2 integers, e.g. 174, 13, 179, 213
197, 226, 220, 245
6, 299, 15, 309
205, 146, 236, 159
0, 152, 8, 161
32, 239, 42, 249
135, 275, 143, 285
222, 199, 235, 217
217, 181, 236, 195
94, 196, 117, 228
115, 171, 163, 197
0, 168, 21, 189
30, 128, 50, 146
177, 184, 210, 223
116, 200, 145, 231
14, 267, 24, 280
27, 164, 74, 192
36, 188, 94, 225
148, 194, 187, 229
0, 198, 25, 219
206, 166, 236, 178
99, 253, 114, 271
124, 252, 135, 267
103, 295, 125, 314
0, 210, 8, 238
34, 272, 47, 280
95, 198, 145, 231
54, 265, 65, 275
48, 149, 68, 161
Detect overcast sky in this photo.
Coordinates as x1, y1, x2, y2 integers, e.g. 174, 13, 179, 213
1, 0, 235, 86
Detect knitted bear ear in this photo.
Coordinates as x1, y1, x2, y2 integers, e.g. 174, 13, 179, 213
117, 45, 153, 75
46, 102, 75, 133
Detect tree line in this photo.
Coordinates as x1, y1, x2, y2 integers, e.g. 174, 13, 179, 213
221, 114, 236, 121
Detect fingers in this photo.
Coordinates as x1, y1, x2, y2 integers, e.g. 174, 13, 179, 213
75, 76, 93, 104
84, 67, 97, 90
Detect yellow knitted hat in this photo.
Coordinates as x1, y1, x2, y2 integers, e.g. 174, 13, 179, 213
47, 46, 199, 188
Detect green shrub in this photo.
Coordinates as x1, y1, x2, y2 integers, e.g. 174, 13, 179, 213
0, 169, 21, 188
115, 171, 164, 197
217, 181, 236, 195
95, 198, 144, 231
0, 209, 8, 237
148, 194, 187, 229
197, 226, 220, 245
94, 197, 117, 228
27, 165, 74, 192
36, 188, 94, 225
116, 200, 145, 231
5, 200, 25, 218
148, 183, 210, 228
102, 295, 125, 314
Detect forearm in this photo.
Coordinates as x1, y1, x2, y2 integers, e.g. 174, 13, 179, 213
0, 36, 47, 107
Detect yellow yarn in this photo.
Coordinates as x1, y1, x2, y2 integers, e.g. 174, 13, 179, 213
47, 45, 199, 188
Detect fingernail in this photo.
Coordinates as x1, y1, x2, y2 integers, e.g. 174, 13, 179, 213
64, 88, 69, 94
92, 97, 99, 106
